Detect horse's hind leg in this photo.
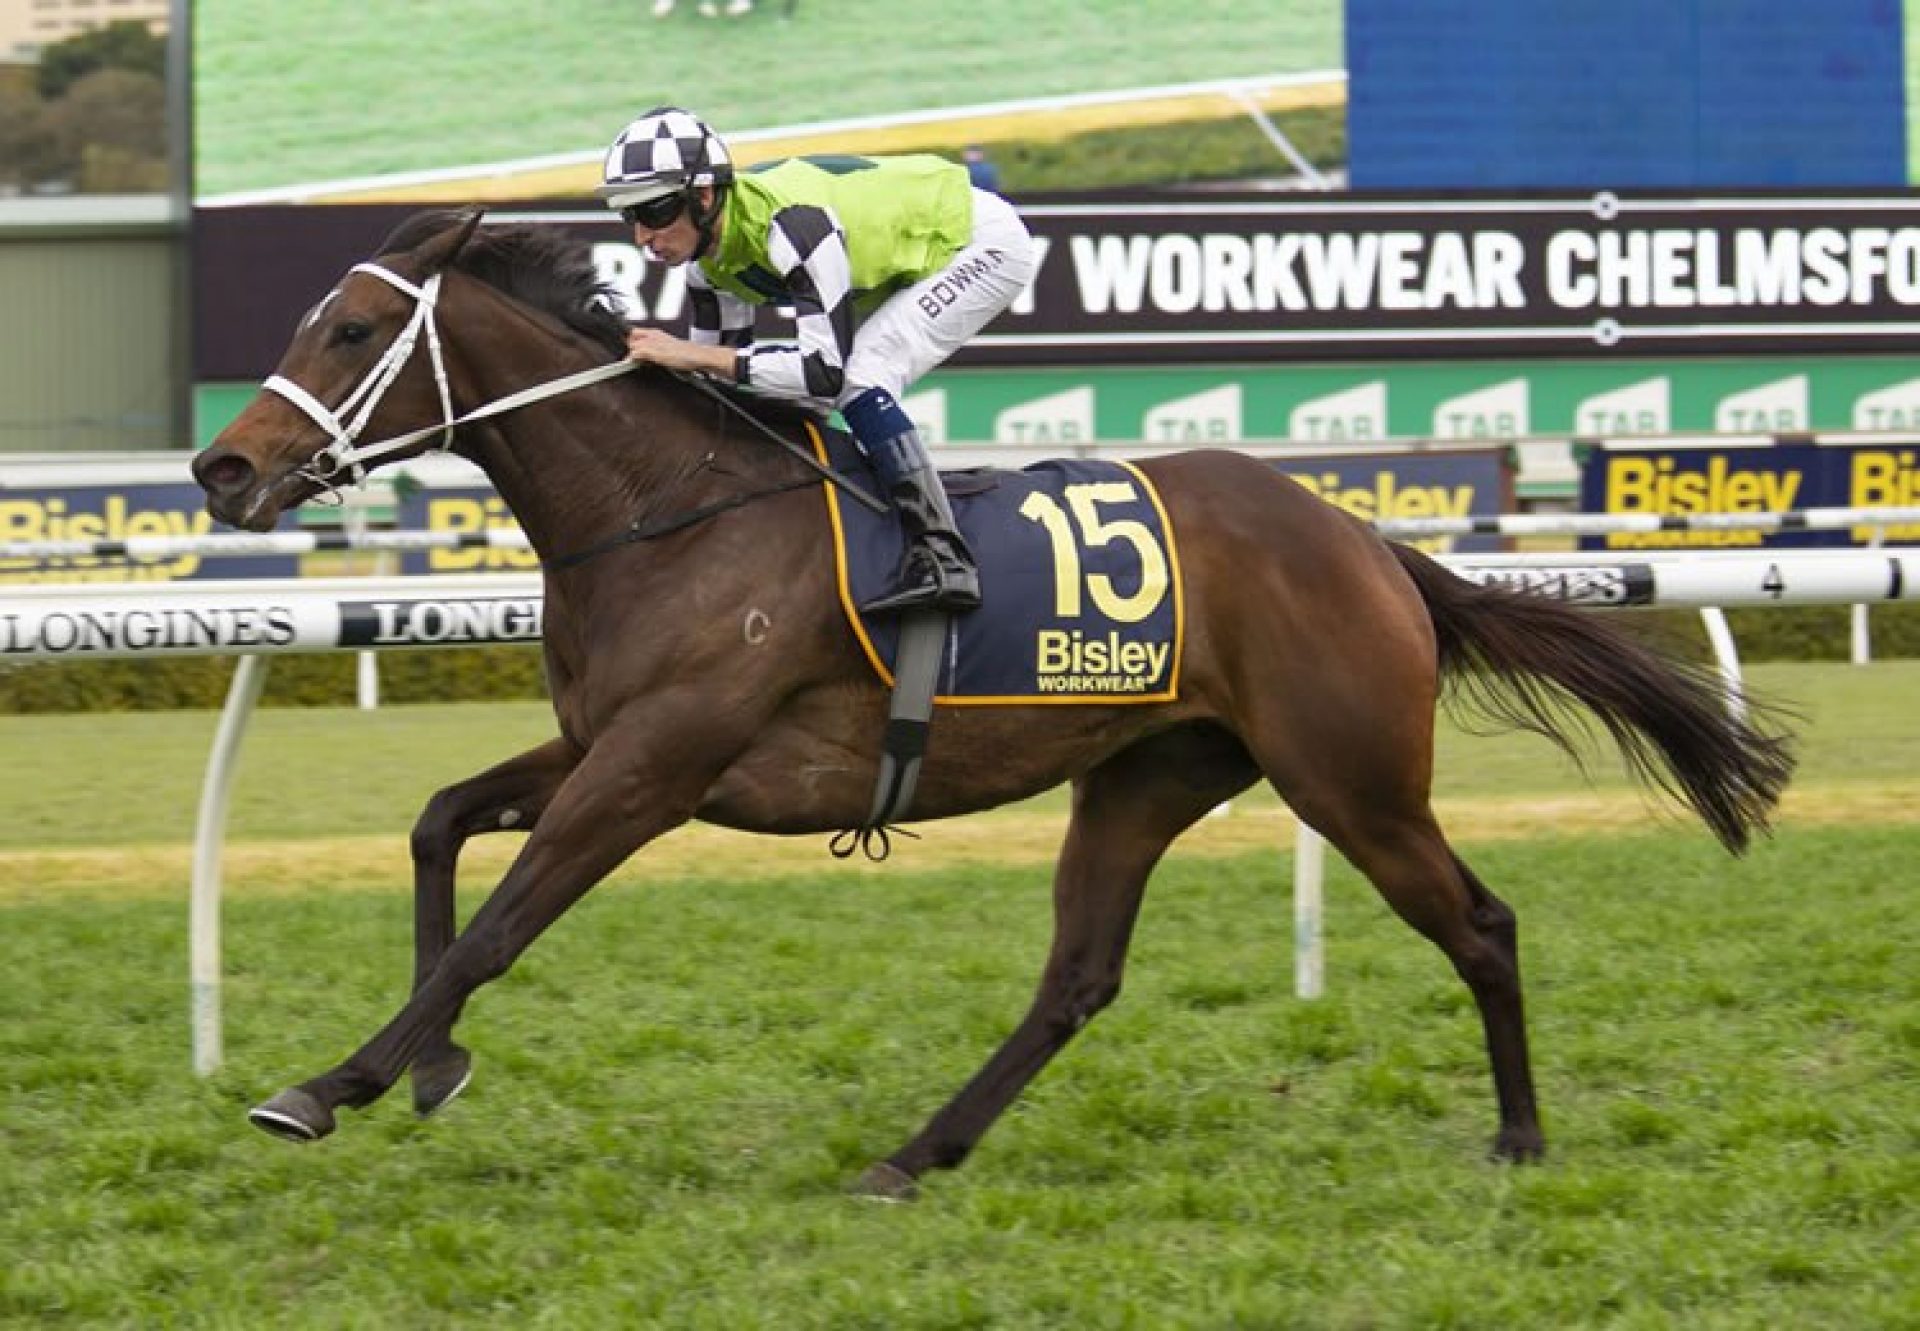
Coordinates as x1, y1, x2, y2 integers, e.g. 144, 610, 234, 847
1264, 753, 1542, 1160
857, 724, 1258, 1200
406, 737, 579, 1117
1445, 849, 1539, 1160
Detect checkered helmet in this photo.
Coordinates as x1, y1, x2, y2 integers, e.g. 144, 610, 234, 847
597, 106, 734, 205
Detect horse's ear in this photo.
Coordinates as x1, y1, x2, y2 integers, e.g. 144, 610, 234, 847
412, 207, 485, 276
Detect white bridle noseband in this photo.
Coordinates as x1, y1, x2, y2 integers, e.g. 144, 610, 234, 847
261, 259, 637, 497
263, 263, 457, 490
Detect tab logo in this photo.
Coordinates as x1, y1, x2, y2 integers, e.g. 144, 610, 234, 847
1714, 376, 1806, 433
1851, 378, 1920, 432
1575, 377, 1670, 437
1433, 379, 1528, 440
1143, 385, 1241, 444
995, 386, 1094, 446
1289, 381, 1386, 443
902, 388, 948, 446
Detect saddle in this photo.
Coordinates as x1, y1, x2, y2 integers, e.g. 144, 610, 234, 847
806, 422, 1185, 856
813, 425, 1184, 705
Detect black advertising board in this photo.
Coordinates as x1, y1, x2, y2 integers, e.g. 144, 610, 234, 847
194, 190, 1920, 379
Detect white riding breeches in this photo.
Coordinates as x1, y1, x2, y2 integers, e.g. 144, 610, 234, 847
837, 188, 1037, 409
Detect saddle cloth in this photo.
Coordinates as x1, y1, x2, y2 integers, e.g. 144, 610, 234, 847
808, 424, 1183, 704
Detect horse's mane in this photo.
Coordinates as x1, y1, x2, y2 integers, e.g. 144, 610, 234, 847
381, 210, 630, 357
379, 209, 820, 431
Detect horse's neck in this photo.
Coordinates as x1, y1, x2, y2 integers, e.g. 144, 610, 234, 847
451, 335, 716, 566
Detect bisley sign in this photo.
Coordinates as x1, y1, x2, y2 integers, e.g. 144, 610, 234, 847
1579, 440, 1920, 549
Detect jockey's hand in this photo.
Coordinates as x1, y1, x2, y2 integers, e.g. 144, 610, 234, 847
625, 328, 734, 379
625, 322, 695, 363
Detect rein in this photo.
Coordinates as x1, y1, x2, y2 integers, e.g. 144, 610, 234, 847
262, 259, 888, 519
549, 471, 821, 570
672, 371, 886, 515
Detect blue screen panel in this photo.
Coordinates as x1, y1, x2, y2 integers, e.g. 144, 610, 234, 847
1348, 0, 1907, 188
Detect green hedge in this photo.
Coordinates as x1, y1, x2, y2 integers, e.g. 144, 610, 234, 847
1, 603, 1912, 713
1652, 602, 1920, 663
0, 645, 549, 713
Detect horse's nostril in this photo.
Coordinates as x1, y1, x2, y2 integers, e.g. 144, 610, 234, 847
197, 452, 255, 493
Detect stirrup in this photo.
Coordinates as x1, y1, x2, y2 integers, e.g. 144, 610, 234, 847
860, 554, 981, 615
861, 582, 981, 616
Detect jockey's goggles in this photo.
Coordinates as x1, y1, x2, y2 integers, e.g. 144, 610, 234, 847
617, 191, 689, 229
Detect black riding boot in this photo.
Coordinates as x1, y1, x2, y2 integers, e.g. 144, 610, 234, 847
860, 433, 982, 615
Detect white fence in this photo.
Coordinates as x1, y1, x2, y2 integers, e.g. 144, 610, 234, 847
2, 549, 1916, 1071
1, 576, 541, 1075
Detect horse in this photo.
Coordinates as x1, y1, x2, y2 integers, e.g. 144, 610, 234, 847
192, 208, 1795, 1200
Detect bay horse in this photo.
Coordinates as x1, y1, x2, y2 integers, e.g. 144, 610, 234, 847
193, 209, 1793, 1199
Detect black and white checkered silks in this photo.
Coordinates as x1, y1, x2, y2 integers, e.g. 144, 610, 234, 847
599, 108, 733, 202
700, 192, 1036, 415
713, 205, 857, 402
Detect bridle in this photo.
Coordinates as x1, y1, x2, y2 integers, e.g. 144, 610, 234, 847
259, 255, 885, 519
263, 260, 638, 498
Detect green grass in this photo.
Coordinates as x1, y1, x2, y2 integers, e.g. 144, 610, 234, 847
0, 660, 1915, 1326
0, 658, 1905, 852
3, 829, 1916, 1327
194, 0, 1343, 195
1432, 656, 1918, 801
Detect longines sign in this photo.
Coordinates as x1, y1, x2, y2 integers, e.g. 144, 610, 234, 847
193, 191, 1920, 375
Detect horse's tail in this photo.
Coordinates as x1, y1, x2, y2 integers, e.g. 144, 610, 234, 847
1388, 541, 1795, 854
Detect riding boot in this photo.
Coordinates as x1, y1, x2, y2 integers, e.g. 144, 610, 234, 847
844, 389, 982, 615
861, 454, 982, 614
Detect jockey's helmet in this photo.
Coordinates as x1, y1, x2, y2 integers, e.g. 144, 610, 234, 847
597, 106, 735, 211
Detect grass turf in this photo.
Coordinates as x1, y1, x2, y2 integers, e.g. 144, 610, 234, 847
2, 828, 1916, 1327
0, 659, 1915, 1325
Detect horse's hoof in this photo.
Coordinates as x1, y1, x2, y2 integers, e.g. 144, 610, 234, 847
248, 1088, 335, 1143
1492, 1128, 1546, 1163
412, 1048, 473, 1119
849, 1161, 919, 1203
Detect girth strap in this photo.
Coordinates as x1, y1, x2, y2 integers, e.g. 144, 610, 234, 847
831, 608, 951, 861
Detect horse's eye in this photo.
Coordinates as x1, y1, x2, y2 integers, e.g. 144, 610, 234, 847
336, 321, 373, 346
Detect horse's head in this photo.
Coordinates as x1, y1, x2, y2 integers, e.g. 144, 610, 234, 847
193, 209, 485, 530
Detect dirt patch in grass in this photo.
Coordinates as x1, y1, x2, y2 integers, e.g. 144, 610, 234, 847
5, 780, 1915, 903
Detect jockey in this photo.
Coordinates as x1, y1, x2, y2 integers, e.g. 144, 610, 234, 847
597, 106, 1037, 615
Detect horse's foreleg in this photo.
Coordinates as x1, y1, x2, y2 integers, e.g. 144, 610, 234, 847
858, 728, 1255, 1200
406, 737, 580, 1118
250, 724, 706, 1143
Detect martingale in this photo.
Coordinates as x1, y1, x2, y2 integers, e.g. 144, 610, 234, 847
814, 427, 1182, 704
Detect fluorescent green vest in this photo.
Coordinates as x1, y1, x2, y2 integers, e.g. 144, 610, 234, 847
699, 154, 973, 312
